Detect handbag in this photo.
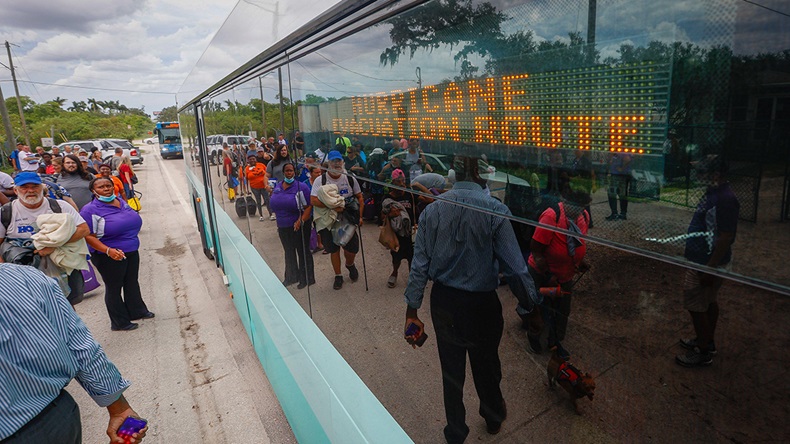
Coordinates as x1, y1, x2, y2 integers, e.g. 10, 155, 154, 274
82, 260, 101, 293
378, 216, 400, 252
131, 173, 139, 184
127, 190, 142, 212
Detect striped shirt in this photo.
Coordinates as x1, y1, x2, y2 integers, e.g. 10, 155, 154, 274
404, 181, 538, 310
0, 263, 130, 439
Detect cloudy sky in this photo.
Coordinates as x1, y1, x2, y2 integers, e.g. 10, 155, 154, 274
0, 0, 787, 117
0, 0, 239, 114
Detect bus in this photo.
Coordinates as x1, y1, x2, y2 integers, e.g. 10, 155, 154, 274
155, 122, 182, 159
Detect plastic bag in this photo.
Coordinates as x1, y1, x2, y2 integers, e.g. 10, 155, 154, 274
378, 217, 400, 251
331, 219, 357, 247
39, 255, 71, 297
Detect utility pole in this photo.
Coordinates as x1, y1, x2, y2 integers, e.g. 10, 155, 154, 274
259, 76, 266, 138
0, 84, 17, 165
278, 67, 285, 137
586, 0, 597, 65
5, 41, 31, 147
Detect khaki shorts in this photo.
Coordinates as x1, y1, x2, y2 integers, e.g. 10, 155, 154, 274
682, 269, 724, 312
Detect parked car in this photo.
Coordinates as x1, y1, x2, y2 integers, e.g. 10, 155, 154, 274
389, 150, 530, 200
57, 139, 143, 166
143, 136, 157, 144
206, 134, 253, 165
102, 139, 144, 165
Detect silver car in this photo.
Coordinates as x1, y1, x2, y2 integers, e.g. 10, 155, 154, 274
57, 139, 143, 165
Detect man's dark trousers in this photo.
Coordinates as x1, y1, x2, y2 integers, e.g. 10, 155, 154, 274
430, 282, 506, 444
1, 390, 81, 443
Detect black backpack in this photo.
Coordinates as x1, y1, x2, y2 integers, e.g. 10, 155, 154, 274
1, 198, 62, 231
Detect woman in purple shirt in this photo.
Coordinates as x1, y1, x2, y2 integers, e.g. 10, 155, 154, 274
80, 177, 153, 331
269, 163, 315, 288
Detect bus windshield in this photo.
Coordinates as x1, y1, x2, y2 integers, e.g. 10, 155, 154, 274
158, 128, 181, 144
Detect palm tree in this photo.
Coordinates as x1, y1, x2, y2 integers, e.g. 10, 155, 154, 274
68, 101, 87, 112
87, 98, 102, 113
53, 96, 67, 107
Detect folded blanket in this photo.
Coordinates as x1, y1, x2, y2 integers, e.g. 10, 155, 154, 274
314, 184, 345, 232
32, 213, 88, 274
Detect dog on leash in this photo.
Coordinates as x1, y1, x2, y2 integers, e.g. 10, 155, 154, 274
546, 351, 596, 414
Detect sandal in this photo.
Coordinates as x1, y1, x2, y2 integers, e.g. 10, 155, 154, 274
387, 274, 397, 288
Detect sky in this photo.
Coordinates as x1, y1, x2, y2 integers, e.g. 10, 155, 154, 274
0, 0, 238, 115
0, 0, 787, 117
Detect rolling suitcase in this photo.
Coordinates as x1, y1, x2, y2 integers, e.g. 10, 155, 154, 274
246, 195, 257, 216
235, 197, 248, 217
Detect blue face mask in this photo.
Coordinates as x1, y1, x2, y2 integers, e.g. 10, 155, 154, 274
284, 177, 295, 184
96, 193, 116, 203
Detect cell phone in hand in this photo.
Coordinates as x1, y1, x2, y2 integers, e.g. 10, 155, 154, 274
117, 416, 147, 442
405, 322, 428, 347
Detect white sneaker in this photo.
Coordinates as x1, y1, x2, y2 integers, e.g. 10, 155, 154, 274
259, 216, 265, 221
269, 214, 276, 221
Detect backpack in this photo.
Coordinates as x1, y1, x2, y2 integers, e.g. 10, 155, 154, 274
321, 171, 358, 196
1, 198, 62, 231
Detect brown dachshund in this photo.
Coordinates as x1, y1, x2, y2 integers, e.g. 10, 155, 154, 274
547, 351, 596, 414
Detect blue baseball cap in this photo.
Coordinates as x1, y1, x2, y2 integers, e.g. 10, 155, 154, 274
14, 172, 42, 186
327, 150, 343, 161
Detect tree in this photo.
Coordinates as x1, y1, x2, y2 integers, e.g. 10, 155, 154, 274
156, 106, 178, 122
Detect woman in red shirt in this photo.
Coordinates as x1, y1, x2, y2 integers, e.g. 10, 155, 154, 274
118, 156, 135, 199
521, 189, 591, 360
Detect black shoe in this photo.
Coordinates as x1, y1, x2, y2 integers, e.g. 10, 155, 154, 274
346, 264, 359, 282
112, 323, 139, 331
618, 213, 627, 220
486, 399, 507, 435
297, 282, 307, 289
676, 347, 713, 367
132, 311, 155, 320
527, 334, 543, 354
333, 275, 343, 290
605, 213, 618, 221
282, 280, 297, 287
679, 337, 717, 355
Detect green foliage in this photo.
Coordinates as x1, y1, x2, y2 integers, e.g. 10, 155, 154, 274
1, 96, 153, 146
156, 105, 178, 122
200, 98, 298, 139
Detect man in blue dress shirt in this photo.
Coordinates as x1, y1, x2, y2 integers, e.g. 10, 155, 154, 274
0, 263, 146, 443
403, 155, 539, 444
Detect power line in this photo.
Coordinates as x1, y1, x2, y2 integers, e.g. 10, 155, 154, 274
0, 79, 174, 95
10, 46, 43, 103
313, 51, 414, 83
739, 0, 790, 18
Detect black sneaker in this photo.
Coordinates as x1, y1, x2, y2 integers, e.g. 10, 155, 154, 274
605, 213, 618, 221
679, 337, 717, 355
333, 275, 343, 290
675, 347, 713, 367
618, 213, 628, 220
346, 264, 359, 282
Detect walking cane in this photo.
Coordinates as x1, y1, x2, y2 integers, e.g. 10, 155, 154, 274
296, 191, 313, 318
357, 223, 369, 292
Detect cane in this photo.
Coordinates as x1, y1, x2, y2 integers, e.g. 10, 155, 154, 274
296, 191, 313, 318
357, 223, 369, 292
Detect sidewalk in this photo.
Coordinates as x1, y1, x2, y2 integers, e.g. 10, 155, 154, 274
67, 154, 295, 443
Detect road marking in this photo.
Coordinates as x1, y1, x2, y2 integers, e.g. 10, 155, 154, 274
155, 154, 195, 222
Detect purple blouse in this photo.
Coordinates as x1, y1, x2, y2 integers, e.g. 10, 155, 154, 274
79, 199, 143, 253
269, 181, 311, 228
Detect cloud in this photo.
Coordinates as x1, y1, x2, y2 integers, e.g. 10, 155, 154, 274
0, 0, 143, 31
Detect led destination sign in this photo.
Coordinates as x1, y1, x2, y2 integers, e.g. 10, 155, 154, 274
326, 61, 669, 154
